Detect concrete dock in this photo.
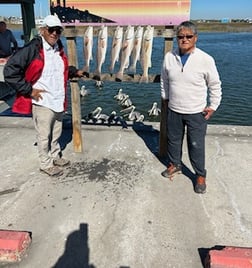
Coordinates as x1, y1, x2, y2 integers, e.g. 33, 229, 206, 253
0, 112, 251, 267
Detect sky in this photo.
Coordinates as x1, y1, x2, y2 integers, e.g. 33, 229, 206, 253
0, 0, 252, 20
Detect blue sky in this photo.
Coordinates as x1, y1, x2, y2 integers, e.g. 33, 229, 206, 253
0, 0, 252, 20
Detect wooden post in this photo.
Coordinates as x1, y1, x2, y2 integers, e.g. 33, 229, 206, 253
159, 31, 174, 158
66, 33, 83, 152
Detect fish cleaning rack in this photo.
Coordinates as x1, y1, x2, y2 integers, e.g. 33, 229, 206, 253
64, 25, 175, 155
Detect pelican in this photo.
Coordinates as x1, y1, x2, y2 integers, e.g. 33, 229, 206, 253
114, 88, 127, 101
136, 114, 145, 122
83, 106, 102, 123
107, 111, 117, 126
95, 80, 104, 88
119, 94, 132, 108
148, 102, 161, 116
121, 105, 142, 121
80, 85, 90, 97
93, 107, 110, 124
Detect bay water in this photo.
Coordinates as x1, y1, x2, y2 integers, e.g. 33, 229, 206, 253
13, 30, 252, 126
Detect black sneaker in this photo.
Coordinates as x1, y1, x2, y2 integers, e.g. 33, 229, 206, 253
161, 163, 181, 179
194, 176, 206, 194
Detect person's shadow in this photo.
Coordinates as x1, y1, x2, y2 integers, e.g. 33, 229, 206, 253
132, 122, 197, 186
52, 223, 130, 268
59, 115, 74, 151
52, 223, 95, 268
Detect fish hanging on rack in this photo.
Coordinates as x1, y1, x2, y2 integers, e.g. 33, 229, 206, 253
140, 25, 154, 83
82, 26, 93, 77
109, 26, 123, 74
116, 25, 135, 82
129, 26, 143, 74
94, 25, 108, 81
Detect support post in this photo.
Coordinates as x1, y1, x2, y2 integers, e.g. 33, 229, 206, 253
21, 2, 36, 44
66, 33, 83, 152
159, 30, 174, 158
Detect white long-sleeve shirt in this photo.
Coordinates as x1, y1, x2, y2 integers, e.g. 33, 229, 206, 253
160, 47, 222, 114
32, 37, 65, 112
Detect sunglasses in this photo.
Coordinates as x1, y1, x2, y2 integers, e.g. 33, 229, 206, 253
47, 26, 63, 35
177, 35, 194, 40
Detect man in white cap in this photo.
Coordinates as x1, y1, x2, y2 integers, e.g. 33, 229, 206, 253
4, 15, 84, 176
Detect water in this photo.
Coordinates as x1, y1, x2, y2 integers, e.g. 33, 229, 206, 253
13, 30, 252, 126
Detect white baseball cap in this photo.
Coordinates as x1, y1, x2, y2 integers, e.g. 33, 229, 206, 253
42, 15, 62, 28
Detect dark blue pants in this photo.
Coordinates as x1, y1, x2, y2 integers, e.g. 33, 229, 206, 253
167, 108, 207, 177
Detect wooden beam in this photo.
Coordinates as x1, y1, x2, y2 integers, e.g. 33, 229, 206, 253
66, 35, 83, 153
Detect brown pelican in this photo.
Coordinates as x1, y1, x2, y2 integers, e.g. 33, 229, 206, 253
120, 105, 143, 121
119, 94, 132, 108
148, 102, 161, 116
114, 88, 127, 101
82, 106, 102, 123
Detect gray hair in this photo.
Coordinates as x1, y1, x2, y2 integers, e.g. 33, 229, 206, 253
176, 21, 197, 35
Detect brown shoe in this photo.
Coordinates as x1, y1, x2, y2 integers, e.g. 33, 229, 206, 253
53, 158, 70, 167
40, 166, 63, 176
161, 163, 182, 179
194, 176, 206, 194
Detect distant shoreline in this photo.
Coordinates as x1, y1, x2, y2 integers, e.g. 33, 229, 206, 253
8, 22, 252, 33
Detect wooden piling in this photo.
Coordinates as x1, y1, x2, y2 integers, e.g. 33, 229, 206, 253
159, 28, 174, 158
66, 32, 83, 153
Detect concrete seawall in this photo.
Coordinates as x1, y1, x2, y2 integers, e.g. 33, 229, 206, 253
0, 113, 251, 267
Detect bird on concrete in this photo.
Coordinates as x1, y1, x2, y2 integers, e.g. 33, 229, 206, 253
107, 111, 117, 126
82, 106, 102, 123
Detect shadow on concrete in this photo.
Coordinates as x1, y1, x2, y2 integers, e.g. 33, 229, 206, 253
52, 223, 95, 268
59, 116, 73, 151
198, 245, 226, 268
132, 122, 196, 185
52, 223, 130, 268
132, 121, 165, 161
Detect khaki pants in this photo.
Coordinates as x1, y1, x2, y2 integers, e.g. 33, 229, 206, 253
32, 104, 63, 170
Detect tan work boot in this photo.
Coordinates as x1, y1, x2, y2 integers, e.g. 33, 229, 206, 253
40, 166, 63, 176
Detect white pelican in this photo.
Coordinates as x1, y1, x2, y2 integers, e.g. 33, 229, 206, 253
148, 102, 161, 116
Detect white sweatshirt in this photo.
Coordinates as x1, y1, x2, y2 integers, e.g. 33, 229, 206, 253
160, 47, 222, 114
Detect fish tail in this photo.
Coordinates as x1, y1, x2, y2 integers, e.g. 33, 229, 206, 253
115, 71, 123, 82
140, 75, 149, 83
